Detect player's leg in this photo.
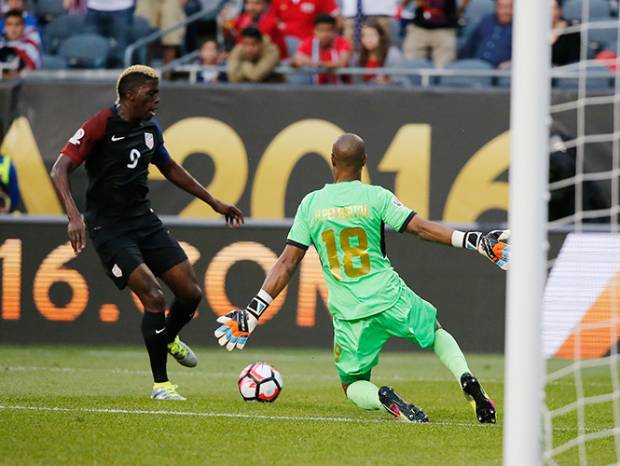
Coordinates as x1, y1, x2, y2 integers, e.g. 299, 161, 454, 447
159, 260, 202, 367
334, 315, 428, 422
432, 322, 496, 424
137, 217, 199, 367
391, 288, 496, 423
127, 264, 185, 400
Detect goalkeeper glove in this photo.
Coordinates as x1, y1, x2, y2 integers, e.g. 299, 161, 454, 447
452, 229, 511, 271
214, 290, 273, 351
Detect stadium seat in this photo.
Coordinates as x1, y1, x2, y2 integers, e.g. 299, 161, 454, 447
463, 0, 495, 24
403, 59, 435, 86
459, 0, 493, 50
439, 59, 494, 88
128, 16, 154, 65
44, 14, 85, 54
589, 26, 618, 50
130, 16, 154, 42
35, 0, 65, 24
58, 33, 110, 69
554, 62, 613, 89
41, 53, 66, 69
563, 0, 611, 21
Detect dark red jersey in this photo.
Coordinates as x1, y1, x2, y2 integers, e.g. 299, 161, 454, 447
61, 106, 171, 224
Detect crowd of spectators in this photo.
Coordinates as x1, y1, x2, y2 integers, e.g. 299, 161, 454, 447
0, 0, 614, 84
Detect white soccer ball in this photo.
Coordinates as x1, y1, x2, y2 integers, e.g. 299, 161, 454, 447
238, 362, 283, 402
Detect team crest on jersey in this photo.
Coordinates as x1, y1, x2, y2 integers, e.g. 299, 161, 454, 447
145, 132, 154, 150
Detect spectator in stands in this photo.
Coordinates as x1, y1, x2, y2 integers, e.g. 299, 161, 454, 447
0, 151, 22, 213
227, 26, 281, 82
136, 0, 186, 64
341, 0, 397, 45
552, 0, 580, 66
235, 0, 287, 59
0, 9, 41, 76
402, 0, 469, 67
65, 0, 134, 66
0, 0, 41, 39
460, 0, 512, 69
272, 0, 340, 54
292, 13, 351, 84
196, 38, 226, 82
355, 19, 404, 84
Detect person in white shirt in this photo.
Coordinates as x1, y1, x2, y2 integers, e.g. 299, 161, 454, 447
341, 0, 397, 43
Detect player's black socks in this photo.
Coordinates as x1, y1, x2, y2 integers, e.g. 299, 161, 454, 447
141, 311, 168, 383
165, 297, 199, 344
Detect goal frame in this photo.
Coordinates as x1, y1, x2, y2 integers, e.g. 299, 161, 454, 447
503, 0, 551, 464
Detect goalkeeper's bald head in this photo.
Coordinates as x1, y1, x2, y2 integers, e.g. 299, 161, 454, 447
331, 133, 367, 174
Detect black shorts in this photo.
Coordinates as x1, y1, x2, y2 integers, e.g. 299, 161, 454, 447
88, 212, 188, 290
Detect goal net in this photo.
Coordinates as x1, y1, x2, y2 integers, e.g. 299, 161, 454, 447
541, 0, 620, 463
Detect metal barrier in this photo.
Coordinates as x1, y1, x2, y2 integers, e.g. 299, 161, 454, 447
18, 59, 617, 88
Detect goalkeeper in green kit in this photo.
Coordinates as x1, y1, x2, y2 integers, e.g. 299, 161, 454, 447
214, 133, 509, 424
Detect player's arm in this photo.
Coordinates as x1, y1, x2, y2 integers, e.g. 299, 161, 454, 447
214, 244, 306, 351
50, 154, 86, 254
404, 215, 510, 270
155, 157, 244, 227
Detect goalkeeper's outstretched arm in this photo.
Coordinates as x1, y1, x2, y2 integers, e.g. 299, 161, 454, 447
404, 215, 510, 271
214, 245, 307, 351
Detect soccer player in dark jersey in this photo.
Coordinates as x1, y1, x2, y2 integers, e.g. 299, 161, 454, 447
50, 65, 244, 401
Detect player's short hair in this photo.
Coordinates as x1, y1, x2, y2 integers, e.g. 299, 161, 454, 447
116, 65, 159, 101
314, 13, 336, 27
241, 27, 262, 41
4, 10, 24, 23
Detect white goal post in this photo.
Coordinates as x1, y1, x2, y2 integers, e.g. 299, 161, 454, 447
504, 0, 552, 464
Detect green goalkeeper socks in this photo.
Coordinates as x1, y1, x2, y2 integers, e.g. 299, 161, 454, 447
433, 329, 471, 382
346, 380, 383, 410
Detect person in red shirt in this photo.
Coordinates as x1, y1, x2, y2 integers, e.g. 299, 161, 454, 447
272, 0, 340, 41
235, 0, 288, 59
293, 13, 352, 85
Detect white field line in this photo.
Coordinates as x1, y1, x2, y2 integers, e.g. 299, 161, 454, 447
0, 404, 485, 428
0, 404, 603, 433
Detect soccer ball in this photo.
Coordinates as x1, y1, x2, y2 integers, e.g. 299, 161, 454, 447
238, 362, 283, 402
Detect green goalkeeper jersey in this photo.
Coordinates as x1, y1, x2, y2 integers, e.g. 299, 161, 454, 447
287, 180, 416, 321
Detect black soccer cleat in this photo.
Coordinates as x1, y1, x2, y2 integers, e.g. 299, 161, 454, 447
378, 386, 429, 423
460, 372, 496, 424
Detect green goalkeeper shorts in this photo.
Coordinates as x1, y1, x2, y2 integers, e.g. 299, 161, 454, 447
333, 287, 438, 385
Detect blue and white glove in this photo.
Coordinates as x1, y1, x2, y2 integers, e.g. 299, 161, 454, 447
214, 309, 258, 351
453, 229, 511, 271
213, 290, 273, 351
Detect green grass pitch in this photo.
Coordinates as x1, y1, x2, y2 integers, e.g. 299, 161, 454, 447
0, 345, 617, 465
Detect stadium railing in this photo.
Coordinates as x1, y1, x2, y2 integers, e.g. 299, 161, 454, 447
20, 64, 616, 89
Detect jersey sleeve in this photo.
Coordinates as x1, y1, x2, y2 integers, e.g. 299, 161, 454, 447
60, 109, 110, 165
151, 119, 172, 166
286, 199, 312, 250
378, 187, 416, 233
